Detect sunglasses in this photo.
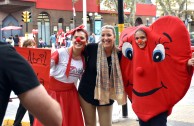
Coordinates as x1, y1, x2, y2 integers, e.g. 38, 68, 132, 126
135, 36, 146, 40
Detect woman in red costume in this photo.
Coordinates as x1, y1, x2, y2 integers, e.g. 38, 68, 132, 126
33, 25, 88, 126
120, 16, 194, 126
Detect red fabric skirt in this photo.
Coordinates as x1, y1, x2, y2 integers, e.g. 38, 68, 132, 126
33, 77, 84, 126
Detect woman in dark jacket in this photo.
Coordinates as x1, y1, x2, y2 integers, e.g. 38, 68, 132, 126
78, 25, 126, 126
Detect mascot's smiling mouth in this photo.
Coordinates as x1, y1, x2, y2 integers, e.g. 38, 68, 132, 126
132, 81, 167, 97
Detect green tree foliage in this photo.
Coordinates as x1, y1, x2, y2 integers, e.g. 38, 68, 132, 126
156, 0, 191, 18
100, 0, 191, 26
100, 0, 146, 26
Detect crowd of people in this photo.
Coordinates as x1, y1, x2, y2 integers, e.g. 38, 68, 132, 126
1, 35, 20, 47
1, 30, 96, 49
40, 30, 96, 49
1, 15, 194, 126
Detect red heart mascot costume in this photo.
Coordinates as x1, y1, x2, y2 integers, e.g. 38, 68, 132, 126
120, 16, 193, 125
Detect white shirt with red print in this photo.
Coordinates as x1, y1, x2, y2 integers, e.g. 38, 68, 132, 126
50, 48, 84, 85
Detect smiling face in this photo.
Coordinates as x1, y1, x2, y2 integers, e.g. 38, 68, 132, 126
135, 30, 147, 49
72, 30, 87, 51
101, 28, 115, 50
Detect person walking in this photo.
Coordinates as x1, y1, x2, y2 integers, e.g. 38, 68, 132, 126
50, 33, 57, 49
78, 25, 126, 126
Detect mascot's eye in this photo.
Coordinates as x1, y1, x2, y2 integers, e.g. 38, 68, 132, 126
153, 44, 165, 62
122, 42, 133, 60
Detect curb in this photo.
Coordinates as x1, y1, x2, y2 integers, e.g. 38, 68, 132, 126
3, 119, 30, 126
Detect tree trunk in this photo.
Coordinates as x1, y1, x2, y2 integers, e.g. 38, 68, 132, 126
128, 0, 136, 26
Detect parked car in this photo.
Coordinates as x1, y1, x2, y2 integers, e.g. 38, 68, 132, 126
190, 32, 194, 46
190, 32, 194, 39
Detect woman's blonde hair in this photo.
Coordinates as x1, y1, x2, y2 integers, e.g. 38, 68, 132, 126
101, 25, 116, 37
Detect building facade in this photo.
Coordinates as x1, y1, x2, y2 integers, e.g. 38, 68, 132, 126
0, 0, 156, 45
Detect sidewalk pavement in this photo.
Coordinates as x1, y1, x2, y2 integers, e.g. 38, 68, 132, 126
3, 79, 194, 126
3, 119, 29, 126
3, 101, 194, 126
112, 118, 138, 126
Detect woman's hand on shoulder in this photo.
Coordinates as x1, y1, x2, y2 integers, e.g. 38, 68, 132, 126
188, 52, 194, 67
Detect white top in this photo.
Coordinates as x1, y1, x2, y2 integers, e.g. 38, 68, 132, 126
50, 48, 84, 86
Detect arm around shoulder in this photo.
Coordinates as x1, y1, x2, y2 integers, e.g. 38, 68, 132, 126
18, 85, 62, 126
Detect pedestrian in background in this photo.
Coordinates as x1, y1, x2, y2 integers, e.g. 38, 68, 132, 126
88, 32, 96, 43
50, 33, 57, 49
6, 36, 14, 46
13, 39, 36, 126
2, 36, 6, 43
38, 38, 45, 48
0, 41, 62, 126
65, 37, 71, 47
56, 29, 63, 49
14, 34, 20, 47
78, 25, 126, 126
58, 31, 65, 48
33, 25, 88, 126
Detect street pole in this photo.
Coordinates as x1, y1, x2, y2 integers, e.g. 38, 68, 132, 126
118, 0, 124, 34
26, 22, 28, 39
83, 0, 87, 30
146, 18, 149, 26
185, 0, 188, 26
118, 0, 128, 118
72, 0, 76, 28
186, 0, 187, 19
25, 11, 28, 39
89, 13, 94, 33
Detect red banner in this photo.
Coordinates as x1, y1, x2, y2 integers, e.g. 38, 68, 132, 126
16, 47, 51, 89
36, 0, 99, 12
20, 0, 36, 2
